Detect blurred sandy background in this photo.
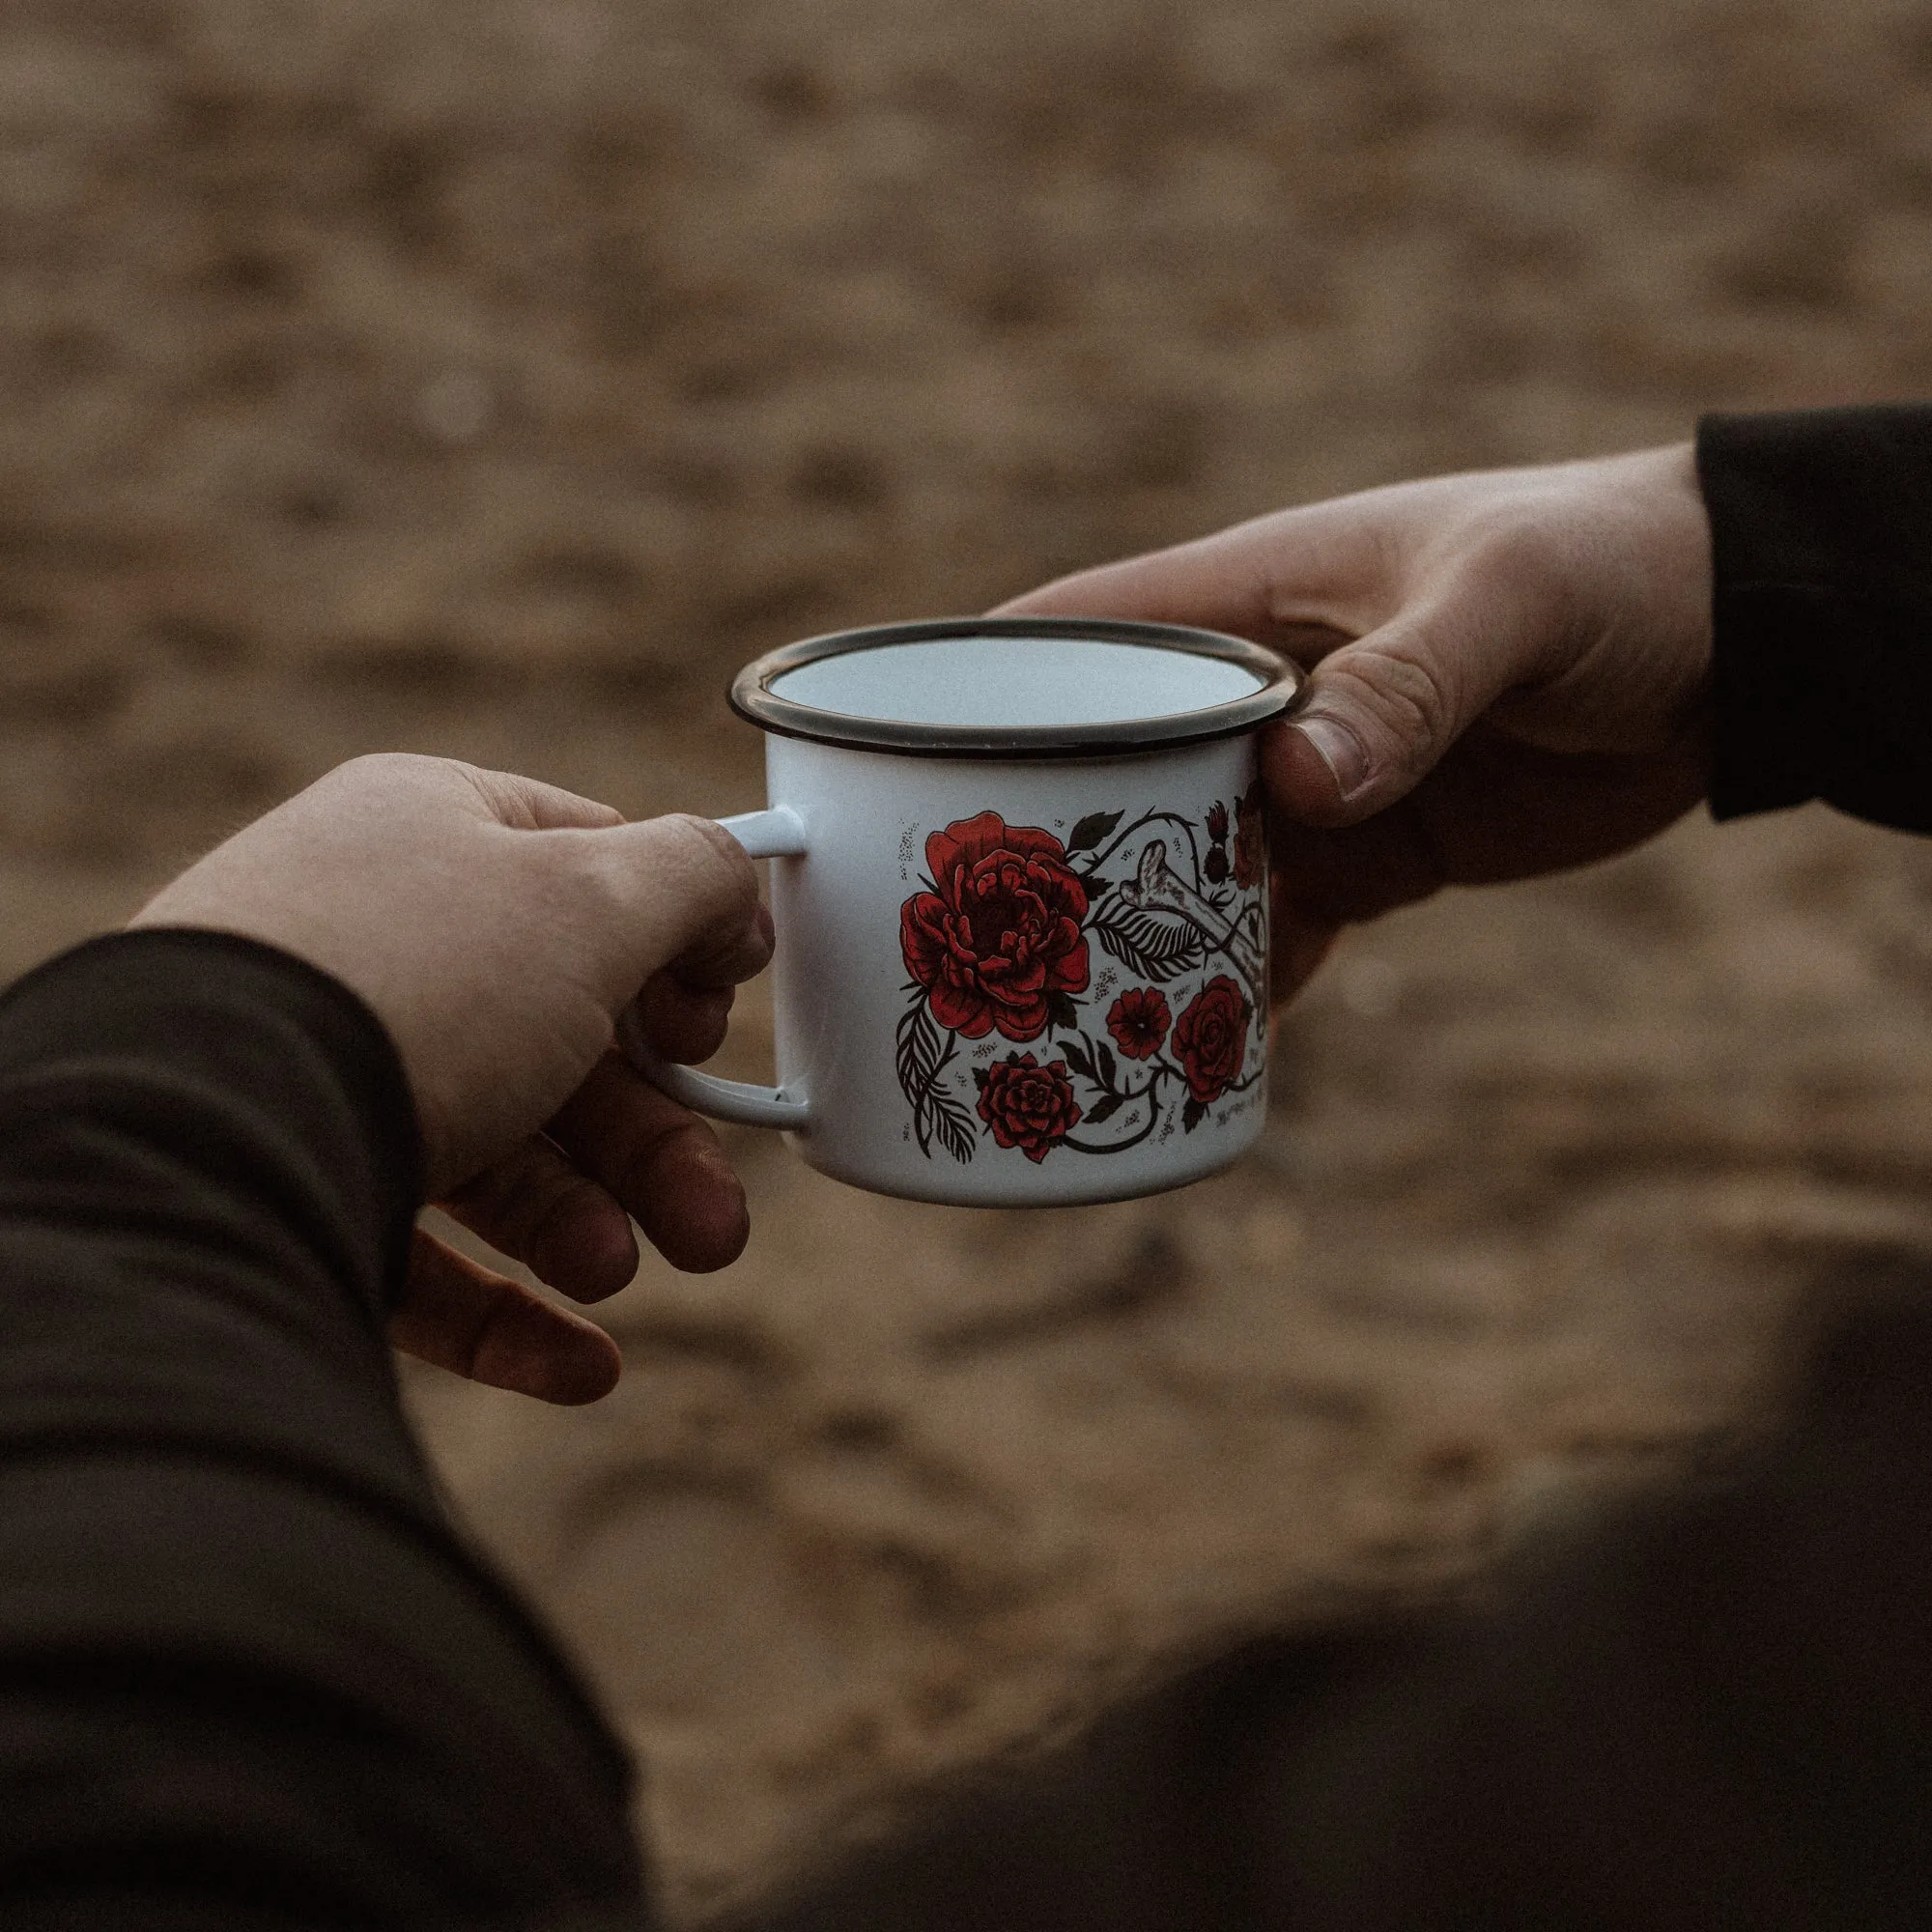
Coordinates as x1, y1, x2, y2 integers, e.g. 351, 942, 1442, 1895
9, 0, 1932, 1917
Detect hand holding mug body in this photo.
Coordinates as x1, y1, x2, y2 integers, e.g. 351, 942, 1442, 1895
999, 443, 1716, 998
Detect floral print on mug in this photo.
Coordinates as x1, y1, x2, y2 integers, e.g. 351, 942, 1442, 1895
895, 788, 1267, 1164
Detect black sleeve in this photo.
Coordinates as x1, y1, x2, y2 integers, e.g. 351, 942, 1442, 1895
0, 929, 646, 1930
1699, 404, 1932, 831
729, 1277, 1932, 1932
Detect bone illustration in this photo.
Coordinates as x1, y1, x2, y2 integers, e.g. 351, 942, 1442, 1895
1120, 838, 1265, 1005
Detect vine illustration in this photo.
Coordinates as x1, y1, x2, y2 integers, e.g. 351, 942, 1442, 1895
895, 789, 1267, 1164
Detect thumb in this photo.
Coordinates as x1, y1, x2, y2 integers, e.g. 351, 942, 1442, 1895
564, 812, 766, 1015
1268, 600, 1540, 827
996, 522, 1537, 828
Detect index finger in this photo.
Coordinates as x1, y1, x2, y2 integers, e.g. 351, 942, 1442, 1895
991, 498, 1395, 654
553, 811, 765, 1020
665, 897, 775, 992
547, 1051, 751, 1273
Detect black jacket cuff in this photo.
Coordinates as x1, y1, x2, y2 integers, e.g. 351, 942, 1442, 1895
0, 928, 430, 1515
1700, 405, 1932, 832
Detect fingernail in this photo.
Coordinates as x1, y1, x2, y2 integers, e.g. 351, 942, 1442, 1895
1289, 712, 1371, 802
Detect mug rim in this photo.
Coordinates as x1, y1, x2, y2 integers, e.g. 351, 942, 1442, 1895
728, 616, 1303, 759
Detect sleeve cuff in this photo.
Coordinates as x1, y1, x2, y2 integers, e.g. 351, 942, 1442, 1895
0, 928, 422, 1310
1699, 406, 1932, 831
0, 928, 432, 1518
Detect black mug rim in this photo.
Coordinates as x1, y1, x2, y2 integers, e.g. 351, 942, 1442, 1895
727, 616, 1304, 760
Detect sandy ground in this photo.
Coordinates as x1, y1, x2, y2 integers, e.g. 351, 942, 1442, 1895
9, 0, 1932, 1917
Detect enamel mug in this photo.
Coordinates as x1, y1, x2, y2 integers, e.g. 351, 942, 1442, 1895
628, 616, 1302, 1208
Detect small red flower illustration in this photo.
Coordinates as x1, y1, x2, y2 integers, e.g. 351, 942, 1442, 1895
1207, 801, 1230, 843
976, 1053, 1083, 1162
1232, 781, 1266, 890
1106, 987, 1171, 1061
899, 812, 1091, 1042
1204, 845, 1230, 884
1172, 975, 1252, 1106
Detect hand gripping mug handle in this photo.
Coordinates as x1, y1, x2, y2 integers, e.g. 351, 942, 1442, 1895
618, 807, 811, 1130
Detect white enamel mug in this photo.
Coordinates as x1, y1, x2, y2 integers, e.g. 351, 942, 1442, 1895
628, 617, 1302, 1208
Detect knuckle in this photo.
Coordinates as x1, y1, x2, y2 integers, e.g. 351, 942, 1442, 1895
616, 1115, 700, 1209
1451, 507, 1586, 680
474, 1151, 586, 1258
526, 1173, 601, 1261
1327, 648, 1454, 781
662, 811, 759, 908
571, 812, 760, 951
663, 809, 735, 859
1457, 504, 1566, 612
332, 750, 437, 785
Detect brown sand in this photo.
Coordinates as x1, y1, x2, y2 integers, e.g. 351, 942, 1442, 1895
7, 0, 1932, 1917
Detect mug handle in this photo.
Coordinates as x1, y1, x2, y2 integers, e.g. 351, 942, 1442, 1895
618, 806, 812, 1130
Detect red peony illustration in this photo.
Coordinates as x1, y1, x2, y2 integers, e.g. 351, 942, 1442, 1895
1106, 986, 1171, 1060
900, 812, 1090, 1042
1232, 781, 1265, 891
1172, 975, 1252, 1105
975, 1052, 1083, 1161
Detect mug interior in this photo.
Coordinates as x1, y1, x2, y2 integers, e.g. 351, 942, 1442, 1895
768, 635, 1265, 729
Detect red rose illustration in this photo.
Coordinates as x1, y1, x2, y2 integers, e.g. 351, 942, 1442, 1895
976, 1052, 1083, 1162
899, 812, 1090, 1041
1106, 986, 1171, 1060
1207, 801, 1230, 843
1232, 781, 1265, 890
1172, 975, 1252, 1105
